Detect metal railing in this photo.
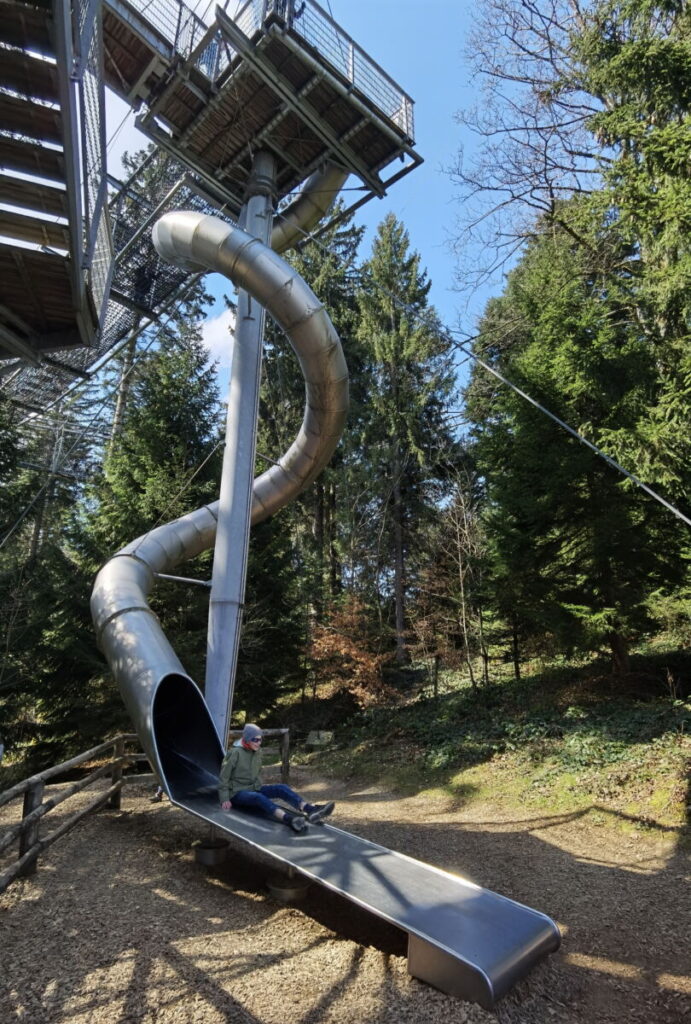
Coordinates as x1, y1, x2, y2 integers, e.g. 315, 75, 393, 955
0, 733, 142, 895
77, 6, 114, 332
284, 1, 414, 137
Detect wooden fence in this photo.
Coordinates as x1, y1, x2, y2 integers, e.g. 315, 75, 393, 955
0, 733, 142, 896
0, 728, 292, 896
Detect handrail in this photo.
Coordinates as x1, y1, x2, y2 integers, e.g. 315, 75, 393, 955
288, 0, 414, 135
118, 0, 414, 137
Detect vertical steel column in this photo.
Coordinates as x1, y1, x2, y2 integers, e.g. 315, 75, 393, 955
205, 151, 276, 745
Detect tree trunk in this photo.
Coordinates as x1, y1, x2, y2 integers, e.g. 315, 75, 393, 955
478, 604, 490, 685
28, 413, 63, 565
313, 479, 324, 615
432, 652, 440, 701
511, 614, 521, 681
392, 455, 407, 665
327, 480, 341, 597
608, 631, 630, 675
109, 331, 137, 448
455, 517, 477, 690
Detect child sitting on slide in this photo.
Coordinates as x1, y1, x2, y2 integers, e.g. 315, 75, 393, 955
218, 723, 334, 832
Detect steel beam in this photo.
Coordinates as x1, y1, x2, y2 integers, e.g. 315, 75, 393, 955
216, 8, 387, 197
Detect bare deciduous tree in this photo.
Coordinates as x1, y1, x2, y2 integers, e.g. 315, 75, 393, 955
452, 0, 605, 285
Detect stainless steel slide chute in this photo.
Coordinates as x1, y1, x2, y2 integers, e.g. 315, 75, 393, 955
170, 788, 561, 1010
91, 165, 348, 785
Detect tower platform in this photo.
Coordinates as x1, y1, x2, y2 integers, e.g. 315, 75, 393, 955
103, 0, 421, 219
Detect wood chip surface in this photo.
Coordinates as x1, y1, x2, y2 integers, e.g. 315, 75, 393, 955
1, 767, 689, 1023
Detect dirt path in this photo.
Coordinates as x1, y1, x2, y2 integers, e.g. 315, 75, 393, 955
1, 767, 689, 1023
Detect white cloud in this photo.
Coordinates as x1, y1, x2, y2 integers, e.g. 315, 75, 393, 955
202, 308, 236, 368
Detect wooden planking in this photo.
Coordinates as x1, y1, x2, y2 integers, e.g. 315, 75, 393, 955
1, 47, 59, 104
0, 134, 65, 182
99, 2, 417, 224
0, 1, 53, 54
262, 34, 316, 94
152, 77, 208, 134
135, 16, 412, 205
0, 172, 68, 217
0, 208, 70, 249
0, 242, 75, 339
153, 43, 403, 199
0, 91, 63, 145
102, 7, 171, 102
187, 76, 280, 158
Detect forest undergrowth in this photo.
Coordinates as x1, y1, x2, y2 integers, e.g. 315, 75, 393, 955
293, 650, 691, 839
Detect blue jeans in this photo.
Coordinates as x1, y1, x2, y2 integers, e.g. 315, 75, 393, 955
231, 784, 303, 819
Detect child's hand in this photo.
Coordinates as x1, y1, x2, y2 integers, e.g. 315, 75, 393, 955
221, 800, 232, 810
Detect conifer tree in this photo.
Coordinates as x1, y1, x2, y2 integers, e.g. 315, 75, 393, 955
0, 394, 113, 767
81, 324, 222, 683
355, 214, 458, 664
455, 0, 691, 506
466, 218, 687, 672
87, 326, 221, 552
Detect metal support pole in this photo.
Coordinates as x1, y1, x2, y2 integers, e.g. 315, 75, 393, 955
280, 729, 290, 783
205, 150, 276, 745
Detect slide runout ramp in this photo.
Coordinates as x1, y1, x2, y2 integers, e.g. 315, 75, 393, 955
169, 772, 560, 1010
174, 786, 560, 1003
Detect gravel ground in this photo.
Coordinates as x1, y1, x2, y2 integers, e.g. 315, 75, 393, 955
1, 765, 689, 1024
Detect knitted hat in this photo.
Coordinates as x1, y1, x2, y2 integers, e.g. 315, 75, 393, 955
242, 722, 263, 742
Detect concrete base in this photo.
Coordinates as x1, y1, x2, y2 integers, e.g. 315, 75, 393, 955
266, 870, 310, 903
194, 839, 229, 866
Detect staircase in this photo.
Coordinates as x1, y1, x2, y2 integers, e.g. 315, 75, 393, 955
0, 0, 111, 397
0, 0, 421, 413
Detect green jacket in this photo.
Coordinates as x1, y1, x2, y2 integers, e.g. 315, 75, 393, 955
218, 744, 263, 803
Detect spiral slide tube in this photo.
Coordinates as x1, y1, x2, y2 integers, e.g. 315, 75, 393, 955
91, 165, 348, 789
89, 164, 561, 1007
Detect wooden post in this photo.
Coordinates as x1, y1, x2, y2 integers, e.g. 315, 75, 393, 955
18, 781, 44, 877
280, 729, 290, 784
108, 736, 125, 809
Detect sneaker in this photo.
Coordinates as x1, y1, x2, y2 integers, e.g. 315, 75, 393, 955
306, 801, 334, 824
284, 812, 307, 833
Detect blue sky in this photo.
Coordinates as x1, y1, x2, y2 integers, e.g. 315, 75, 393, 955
321, 1, 481, 327
106, 1, 488, 372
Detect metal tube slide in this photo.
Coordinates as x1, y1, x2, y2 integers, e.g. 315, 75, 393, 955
271, 163, 348, 254
91, 167, 347, 782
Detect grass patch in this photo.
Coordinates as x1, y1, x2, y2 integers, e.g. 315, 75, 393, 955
302, 663, 691, 834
